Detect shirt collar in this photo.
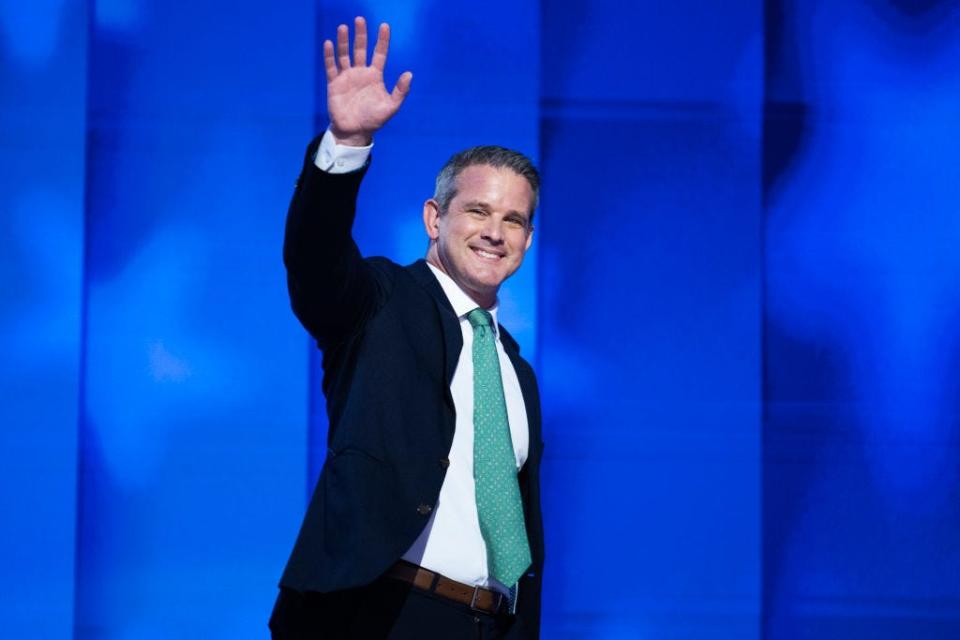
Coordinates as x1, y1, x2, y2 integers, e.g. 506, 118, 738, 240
427, 262, 500, 336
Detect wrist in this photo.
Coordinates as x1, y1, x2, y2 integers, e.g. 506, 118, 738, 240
329, 126, 373, 147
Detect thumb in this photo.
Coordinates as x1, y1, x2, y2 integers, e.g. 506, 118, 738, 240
391, 71, 413, 104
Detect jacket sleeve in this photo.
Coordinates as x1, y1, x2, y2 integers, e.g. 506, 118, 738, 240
283, 137, 384, 351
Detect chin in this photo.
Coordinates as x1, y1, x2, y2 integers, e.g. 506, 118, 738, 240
468, 270, 506, 290
459, 277, 498, 301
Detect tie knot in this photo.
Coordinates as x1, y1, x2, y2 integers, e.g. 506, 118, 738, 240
467, 308, 494, 330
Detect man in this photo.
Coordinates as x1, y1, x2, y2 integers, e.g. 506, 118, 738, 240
270, 17, 544, 639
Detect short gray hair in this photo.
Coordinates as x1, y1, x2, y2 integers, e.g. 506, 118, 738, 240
433, 146, 540, 223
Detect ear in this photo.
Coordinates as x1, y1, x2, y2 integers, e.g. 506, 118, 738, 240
524, 224, 534, 251
423, 199, 441, 241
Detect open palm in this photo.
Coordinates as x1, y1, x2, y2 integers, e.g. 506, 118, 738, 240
325, 18, 413, 146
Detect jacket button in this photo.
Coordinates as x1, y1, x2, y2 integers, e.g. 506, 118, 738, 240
417, 503, 432, 515
439, 457, 450, 469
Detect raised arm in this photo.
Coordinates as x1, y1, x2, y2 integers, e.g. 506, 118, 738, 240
284, 18, 413, 349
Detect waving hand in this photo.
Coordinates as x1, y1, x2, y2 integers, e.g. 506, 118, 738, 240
324, 17, 413, 147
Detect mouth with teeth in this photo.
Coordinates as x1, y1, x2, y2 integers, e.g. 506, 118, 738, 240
470, 246, 504, 261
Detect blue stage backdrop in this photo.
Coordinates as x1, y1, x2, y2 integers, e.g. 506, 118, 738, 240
763, 1, 960, 638
0, 1, 958, 638
539, 1, 763, 636
0, 2, 86, 638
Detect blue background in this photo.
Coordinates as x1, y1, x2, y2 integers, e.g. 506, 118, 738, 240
1, 0, 957, 637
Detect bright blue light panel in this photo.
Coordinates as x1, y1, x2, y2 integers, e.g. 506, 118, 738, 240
75, 2, 315, 637
0, 2, 86, 637
540, 2, 763, 637
764, 1, 960, 637
541, 0, 762, 106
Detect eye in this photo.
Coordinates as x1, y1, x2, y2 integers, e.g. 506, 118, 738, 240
505, 216, 526, 228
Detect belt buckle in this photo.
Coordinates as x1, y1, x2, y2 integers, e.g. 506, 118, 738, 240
469, 586, 503, 615
469, 585, 483, 612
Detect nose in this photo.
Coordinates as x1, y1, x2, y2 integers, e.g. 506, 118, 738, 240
480, 218, 505, 244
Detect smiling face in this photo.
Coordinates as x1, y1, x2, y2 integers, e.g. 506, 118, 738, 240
423, 164, 535, 308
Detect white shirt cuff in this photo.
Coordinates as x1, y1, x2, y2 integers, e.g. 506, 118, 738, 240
314, 129, 373, 173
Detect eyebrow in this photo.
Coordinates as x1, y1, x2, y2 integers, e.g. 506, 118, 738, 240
462, 200, 491, 211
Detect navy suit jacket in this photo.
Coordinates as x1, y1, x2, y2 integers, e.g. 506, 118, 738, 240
279, 138, 545, 636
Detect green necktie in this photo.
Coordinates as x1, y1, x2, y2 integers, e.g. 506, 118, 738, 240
467, 308, 532, 587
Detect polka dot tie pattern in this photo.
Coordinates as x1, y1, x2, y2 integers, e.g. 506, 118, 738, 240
467, 308, 532, 588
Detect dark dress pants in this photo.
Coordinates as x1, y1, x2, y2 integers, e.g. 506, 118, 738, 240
269, 576, 515, 639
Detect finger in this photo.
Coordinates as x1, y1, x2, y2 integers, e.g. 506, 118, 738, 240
336, 23, 351, 69
323, 39, 338, 81
371, 23, 390, 71
353, 16, 367, 67
391, 71, 413, 104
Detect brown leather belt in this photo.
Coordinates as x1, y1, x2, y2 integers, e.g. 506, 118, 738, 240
384, 561, 507, 615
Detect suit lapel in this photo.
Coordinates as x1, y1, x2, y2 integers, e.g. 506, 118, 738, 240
406, 259, 463, 389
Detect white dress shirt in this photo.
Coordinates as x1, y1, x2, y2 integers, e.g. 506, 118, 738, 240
315, 131, 530, 595
401, 264, 529, 596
